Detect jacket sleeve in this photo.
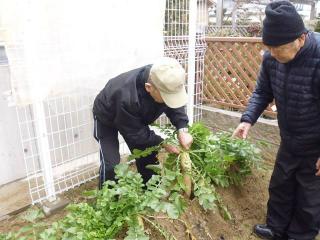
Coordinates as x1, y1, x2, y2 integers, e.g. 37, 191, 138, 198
164, 106, 189, 130
114, 103, 163, 148
241, 56, 274, 125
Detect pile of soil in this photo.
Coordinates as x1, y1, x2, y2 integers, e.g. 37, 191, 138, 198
149, 166, 272, 240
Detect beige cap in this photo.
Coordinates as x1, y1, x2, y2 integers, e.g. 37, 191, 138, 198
150, 57, 188, 109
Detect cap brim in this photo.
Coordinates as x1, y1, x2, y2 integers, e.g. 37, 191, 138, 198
159, 88, 188, 109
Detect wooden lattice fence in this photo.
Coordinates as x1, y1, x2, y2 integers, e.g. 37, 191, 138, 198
204, 37, 276, 118
206, 25, 251, 37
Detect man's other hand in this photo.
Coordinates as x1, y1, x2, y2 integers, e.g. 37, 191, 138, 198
163, 143, 180, 154
232, 122, 252, 139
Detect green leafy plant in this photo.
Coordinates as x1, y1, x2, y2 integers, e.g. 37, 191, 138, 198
1, 164, 181, 240
126, 122, 261, 216
189, 123, 262, 188
56, 163, 183, 239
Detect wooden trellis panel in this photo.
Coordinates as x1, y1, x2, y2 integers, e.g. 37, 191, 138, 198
206, 25, 250, 36
204, 37, 276, 118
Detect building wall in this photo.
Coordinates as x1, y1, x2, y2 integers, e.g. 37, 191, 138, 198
0, 46, 26, 186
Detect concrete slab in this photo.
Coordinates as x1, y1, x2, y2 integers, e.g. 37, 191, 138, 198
42, 197, 70, 216
0, 179, 31, 218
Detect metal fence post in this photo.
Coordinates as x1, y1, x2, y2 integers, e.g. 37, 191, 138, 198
34, 100, 56, 201
187, 0, 197, 125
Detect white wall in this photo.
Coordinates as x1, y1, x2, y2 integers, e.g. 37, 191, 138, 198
0, 47, 26, 185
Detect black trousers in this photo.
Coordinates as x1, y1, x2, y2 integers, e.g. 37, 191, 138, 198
266, 140, 320, 240
93, 117, 158, 190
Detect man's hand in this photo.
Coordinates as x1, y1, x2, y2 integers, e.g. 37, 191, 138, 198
162, 143, 180, 154
232, 122, 252, 139
316, 158, 320, 176
178, 131, 193, 150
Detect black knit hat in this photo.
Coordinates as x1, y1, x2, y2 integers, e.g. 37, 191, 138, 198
262, 1, 307, 46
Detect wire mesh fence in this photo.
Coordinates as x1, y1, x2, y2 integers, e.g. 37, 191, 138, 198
3, 0, 207, 204
16, 94, 99, 202
159, 0, 207, 126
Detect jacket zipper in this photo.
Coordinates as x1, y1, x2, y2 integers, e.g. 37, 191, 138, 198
283, 63, 291, 133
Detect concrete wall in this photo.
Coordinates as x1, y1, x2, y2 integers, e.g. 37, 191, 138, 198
0, 46, 26, 185
201, 106, 280, 162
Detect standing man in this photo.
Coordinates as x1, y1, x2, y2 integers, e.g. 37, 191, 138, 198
93, 57, 193, 189
233, 1, 320, 239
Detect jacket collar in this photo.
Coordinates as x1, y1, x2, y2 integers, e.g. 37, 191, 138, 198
136, 65, 155, 100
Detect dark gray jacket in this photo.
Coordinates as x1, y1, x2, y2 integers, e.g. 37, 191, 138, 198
241, 32, 320, 145
93, 65, 188, 148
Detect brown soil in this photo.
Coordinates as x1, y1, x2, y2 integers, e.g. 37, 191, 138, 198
0, 180, 98, 234
149, 166, 273, 240
0, 165, 275, 240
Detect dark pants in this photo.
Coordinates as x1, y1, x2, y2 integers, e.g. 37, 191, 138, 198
93, 117, 158, 189
266, 140, 320, 240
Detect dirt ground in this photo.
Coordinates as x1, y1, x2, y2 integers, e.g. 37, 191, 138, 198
0, 180, 98, 234
150, 166, 273, 240
0, 163, 275, 240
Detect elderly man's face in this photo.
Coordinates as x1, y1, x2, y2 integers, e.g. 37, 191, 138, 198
145, 83, 164, 103
266, 34, 306, 63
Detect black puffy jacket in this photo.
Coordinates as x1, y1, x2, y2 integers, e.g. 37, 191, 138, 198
241, 32, 320, 144
93, 65, 188, 148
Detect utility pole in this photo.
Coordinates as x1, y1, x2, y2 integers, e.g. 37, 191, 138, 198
216, 0, 224, 27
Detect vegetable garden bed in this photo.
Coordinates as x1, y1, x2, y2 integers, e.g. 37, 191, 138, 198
0, 169, 273, 240
0, 123, 275, 240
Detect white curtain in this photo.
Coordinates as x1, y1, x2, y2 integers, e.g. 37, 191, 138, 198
0, 0, 166, 105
